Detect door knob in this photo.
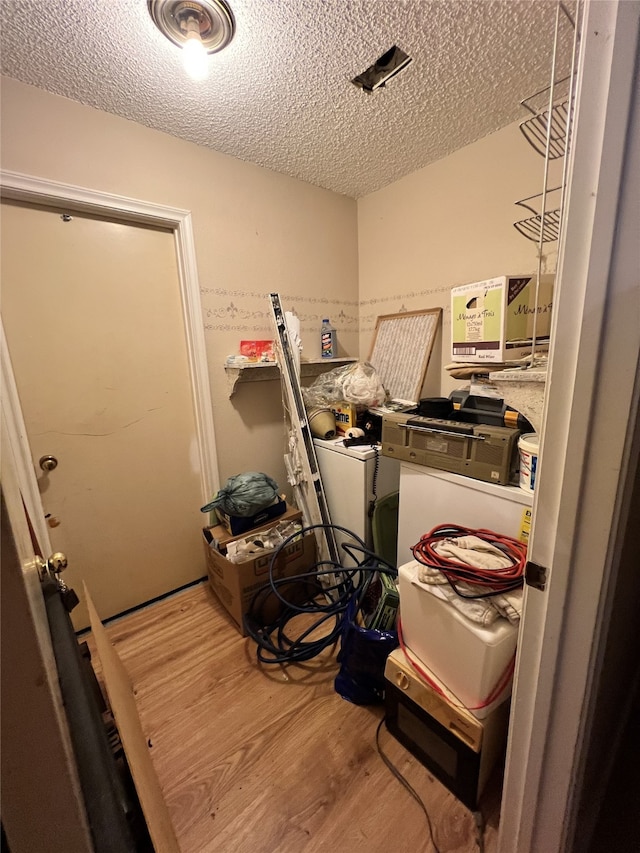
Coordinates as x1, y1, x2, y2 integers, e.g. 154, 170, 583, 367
36, 552, 77, 611
47, 552, 68, 575
39, 455, 58, 472
36, 552, 68, 581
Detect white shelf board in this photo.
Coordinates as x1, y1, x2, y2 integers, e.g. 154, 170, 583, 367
224, 357, 357, 396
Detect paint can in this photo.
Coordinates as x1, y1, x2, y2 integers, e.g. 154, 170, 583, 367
518, 433, 539, 492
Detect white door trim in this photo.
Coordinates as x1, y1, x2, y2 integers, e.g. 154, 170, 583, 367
1, 320, 53, 557
498, 1, 640, 851
0, 170, 219, 504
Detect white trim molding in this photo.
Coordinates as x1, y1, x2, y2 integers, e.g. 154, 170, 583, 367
0, 169, 219, 501
1, 320, 53, 557
499, 2, 640, 851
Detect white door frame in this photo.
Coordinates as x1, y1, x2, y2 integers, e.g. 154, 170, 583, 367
0, 170, 219, 531
2, 319, 54, 556
499, 2, 640, 851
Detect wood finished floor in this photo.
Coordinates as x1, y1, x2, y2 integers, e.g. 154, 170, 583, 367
85, 582, 502, 853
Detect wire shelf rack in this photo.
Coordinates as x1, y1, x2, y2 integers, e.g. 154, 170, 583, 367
513, 187, 563, 243
510, 0, 581, 370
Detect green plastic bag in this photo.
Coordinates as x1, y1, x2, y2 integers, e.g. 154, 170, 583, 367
200, 472, 279, 517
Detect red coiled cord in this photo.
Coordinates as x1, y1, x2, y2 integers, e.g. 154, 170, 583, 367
410, 523, 527, 596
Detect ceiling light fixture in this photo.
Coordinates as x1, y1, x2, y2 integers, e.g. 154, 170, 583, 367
148, 0, 235, 81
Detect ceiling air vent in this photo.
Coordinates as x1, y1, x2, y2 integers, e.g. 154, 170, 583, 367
351, 45, 412, 93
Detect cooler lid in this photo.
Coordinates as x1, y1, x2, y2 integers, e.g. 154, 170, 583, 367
313, 436, 377, 460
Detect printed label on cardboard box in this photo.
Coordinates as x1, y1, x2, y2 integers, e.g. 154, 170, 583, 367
507, 278, 553, 342
451, 281, 503, 353
252, 539, 304, 576
451, 274, 554, 362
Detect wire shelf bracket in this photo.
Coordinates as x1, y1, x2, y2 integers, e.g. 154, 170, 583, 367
519, 98, 570, 160
513, 188, 563, 243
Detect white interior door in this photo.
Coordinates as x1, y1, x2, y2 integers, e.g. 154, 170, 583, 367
2, 201, 207, 629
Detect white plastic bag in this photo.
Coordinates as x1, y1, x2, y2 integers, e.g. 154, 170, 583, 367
302, 362, 387, 408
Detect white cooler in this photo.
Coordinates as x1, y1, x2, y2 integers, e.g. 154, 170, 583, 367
398, 559, 519, 717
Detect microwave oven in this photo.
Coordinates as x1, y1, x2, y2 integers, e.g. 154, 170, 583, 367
384, 648, 510, 811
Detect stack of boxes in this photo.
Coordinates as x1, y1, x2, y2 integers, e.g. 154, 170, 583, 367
385, 561, 518, 809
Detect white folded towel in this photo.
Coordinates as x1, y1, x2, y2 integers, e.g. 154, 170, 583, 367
415, 535, 523, 625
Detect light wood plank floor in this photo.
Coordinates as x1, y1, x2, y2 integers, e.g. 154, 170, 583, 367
85, 582, 502, 853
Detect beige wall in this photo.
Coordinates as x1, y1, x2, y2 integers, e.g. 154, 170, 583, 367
1, 75, 558, 505
0, 77, 358, 498
357, 121, 560, 396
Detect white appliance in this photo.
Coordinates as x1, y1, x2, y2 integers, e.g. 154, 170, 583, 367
396, 461, 532, 567
398, 559, 519, 716
313, 438, 400, 556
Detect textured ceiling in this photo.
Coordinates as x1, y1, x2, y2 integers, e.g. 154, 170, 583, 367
0, 0, 573, 198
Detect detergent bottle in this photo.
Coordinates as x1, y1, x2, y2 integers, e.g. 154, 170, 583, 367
321, 318, 337, 359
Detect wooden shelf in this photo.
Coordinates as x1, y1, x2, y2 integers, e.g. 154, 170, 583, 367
224, 357, 357, 396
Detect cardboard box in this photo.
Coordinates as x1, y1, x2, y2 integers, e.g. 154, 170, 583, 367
207, 504, 303, 553
239, 340, 275, 362
203, 528, 318, 635
215, 495, 287, 535
451, 274, 554, 363
330, 401, 358, 435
